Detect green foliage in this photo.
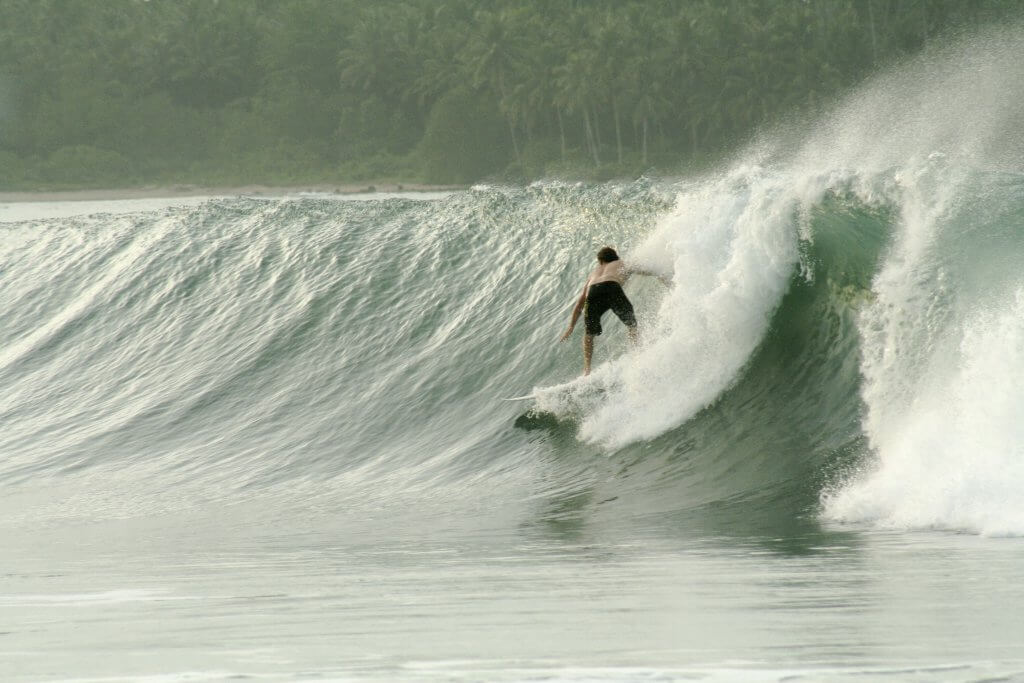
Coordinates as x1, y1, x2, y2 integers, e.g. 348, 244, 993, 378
0, 0, 1020, 189
337, 95, 421, 159
0, 150, 27, 185
106, 94, 217, 176
417, 88, 508, 184
40, 146, 132, 186
337, 151, 422, 183
520, 137, 560, 179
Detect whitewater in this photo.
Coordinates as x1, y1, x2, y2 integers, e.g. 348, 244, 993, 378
4, 25, 1024, 683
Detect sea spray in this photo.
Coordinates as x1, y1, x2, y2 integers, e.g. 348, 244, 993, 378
810, 26, 1024, 534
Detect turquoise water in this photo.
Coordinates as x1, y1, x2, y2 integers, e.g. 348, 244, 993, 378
5, 27, 1024, 683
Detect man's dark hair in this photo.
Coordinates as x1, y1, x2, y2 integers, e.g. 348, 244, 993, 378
596, 246, 619, 263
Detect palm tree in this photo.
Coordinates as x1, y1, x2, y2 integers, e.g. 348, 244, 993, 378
461, 7, 530, 165
591, 10, 636, 164
338, 5, 415, 106
409, 19, 467, 111
555, 49, 601, 166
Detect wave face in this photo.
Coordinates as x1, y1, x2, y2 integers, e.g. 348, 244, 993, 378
4, 27, 1024, 537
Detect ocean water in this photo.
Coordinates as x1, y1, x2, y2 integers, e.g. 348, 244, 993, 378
5, 28, 1024, 683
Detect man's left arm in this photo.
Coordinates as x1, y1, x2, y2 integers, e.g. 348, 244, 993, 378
626, 261, 672, 287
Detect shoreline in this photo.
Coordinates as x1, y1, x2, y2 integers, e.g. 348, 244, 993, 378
0, 182, 468, 203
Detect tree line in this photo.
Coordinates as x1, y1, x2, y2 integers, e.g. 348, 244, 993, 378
0, 0, 1019, 188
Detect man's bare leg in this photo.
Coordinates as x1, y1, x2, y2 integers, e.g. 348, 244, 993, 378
583, 334, 594, 376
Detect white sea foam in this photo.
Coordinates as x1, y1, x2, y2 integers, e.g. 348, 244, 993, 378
815, 27, 1024, 535
826, 284, 1024, 537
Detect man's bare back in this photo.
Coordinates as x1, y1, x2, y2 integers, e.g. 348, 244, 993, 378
587, 258, 628, 288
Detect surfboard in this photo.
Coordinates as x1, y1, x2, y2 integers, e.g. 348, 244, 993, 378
504, 373, 611, 404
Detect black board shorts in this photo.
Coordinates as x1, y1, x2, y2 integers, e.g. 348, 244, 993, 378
584, 281, 637, 335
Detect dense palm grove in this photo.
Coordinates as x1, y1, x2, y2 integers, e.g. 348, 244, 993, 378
0, 0, 1019, 188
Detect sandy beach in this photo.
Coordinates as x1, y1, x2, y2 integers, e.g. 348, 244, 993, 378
0, 182, 467, 203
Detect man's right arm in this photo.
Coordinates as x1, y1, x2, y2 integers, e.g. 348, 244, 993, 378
560, 282, 589, 341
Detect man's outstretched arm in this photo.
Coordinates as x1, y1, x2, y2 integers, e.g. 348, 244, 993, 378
627, 262, 672, 287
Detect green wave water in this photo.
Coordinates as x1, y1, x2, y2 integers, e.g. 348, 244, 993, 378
3, 159, 1023, 539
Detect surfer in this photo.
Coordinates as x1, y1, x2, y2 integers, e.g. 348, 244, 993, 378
559, 246, 666, 376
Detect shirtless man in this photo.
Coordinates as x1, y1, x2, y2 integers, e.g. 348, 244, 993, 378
559, 246, 662, 375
